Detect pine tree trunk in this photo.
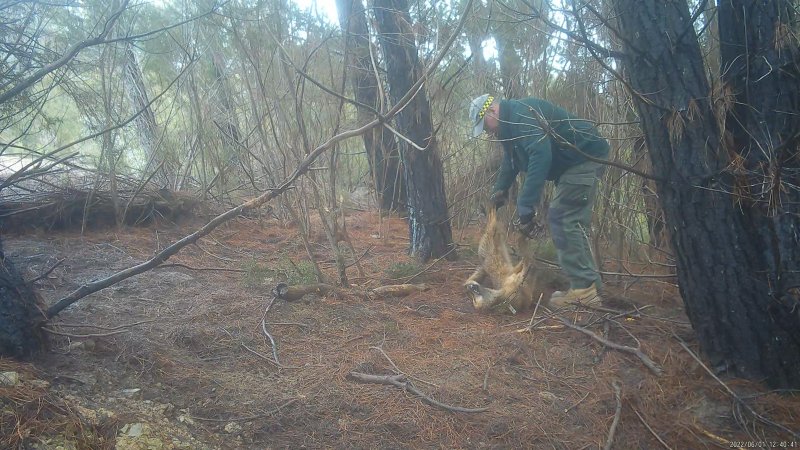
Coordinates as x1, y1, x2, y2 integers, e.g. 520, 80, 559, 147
336, 0, 406, 211
0, 237, 45, 357
373, 0, 454, 260
613, 0, 800, 387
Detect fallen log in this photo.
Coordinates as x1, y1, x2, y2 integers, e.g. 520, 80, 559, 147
370, 283, 428, 297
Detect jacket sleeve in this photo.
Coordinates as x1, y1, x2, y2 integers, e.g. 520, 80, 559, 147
492, 145, 517, 193
516, 136, 553, 217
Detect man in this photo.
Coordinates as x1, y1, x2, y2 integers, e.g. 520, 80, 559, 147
468, 94, 610, 308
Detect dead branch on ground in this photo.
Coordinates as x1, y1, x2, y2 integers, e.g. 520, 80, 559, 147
27, 259, 64, 284
43, 318, 160, 338
348, 372, 489, 413
557, 317, 664, 376
633, 407, 673, 450
42, 328, 129, 338
603, 381, 623, 450
259, 295, 280, 364
369, 345, 438, 388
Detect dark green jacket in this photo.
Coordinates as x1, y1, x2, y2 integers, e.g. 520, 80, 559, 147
493, 98, 610, 216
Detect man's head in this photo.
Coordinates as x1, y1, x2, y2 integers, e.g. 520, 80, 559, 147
469, 94, 499, 137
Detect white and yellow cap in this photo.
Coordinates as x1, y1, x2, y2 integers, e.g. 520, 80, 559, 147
469, 94, 494, 137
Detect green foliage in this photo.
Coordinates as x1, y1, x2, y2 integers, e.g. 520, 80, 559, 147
283, 259, 318, 286
459, 242, 480, 260
242, 257, 318, 288
241, 259, 275, 288
384, 261, 424, 280
530, 238, 558, 262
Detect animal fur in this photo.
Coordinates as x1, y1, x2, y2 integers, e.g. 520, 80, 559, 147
464, 208, 543, 314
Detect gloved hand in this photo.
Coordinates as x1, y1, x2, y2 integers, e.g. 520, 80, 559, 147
489, 190, 508, 210
512, 212, 544, 239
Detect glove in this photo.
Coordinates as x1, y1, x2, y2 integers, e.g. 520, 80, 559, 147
512, 212, 543, 239
489, 190, 508, 210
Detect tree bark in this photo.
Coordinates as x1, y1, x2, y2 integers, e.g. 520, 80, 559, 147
613, 0, 800, 387
336, 0, 406, 211
373, 0, 454, 261
0, 237, 45, 357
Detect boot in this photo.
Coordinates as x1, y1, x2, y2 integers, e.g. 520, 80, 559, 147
549, 285, 602, 308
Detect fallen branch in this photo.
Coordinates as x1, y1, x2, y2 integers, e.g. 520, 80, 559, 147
28, 258, 65, 284
603, 381, 622, 450
259, 295, 280, 364
370, 283, 428, 297
51, 319, 158, 330
557, 317, 664, 376
348, 372, 488, 413
633, 407, 673, 450
692, 425, 745, 450
43, 318, 160, 337
42, 328, 128, 338
369, 346, 438, 388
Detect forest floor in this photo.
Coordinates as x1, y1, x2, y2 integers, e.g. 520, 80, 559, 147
1, 209, 798, 449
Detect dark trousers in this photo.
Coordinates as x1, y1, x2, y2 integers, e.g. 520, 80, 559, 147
548, 161, 603, 289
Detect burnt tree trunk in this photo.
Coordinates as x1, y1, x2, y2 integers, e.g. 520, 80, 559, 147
717, 1, 800, 311
613, 0, 800, 387
336, 0, 406, 211
0, 236, 45, 357
373, 0, 454, 260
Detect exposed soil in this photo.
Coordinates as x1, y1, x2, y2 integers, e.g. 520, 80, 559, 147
1, 210, 798, 449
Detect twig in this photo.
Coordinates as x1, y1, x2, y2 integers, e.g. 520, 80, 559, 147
675, 337, 800, 440
565, 391, 591, 413
265, 322, 309, 328
557, 317, 664, 376
238, 342, 281, 367
518, 293, 545, 332
51, 319, 159, 331
189, 398, 298, 422
42, 328, 129, 338
260, 295, 280, 364
43, 318, 160, 337
692, 425, 745, 450
348, 372, 489, 413
369, 346, 438, 388
27, 258, 65, 283
400, 246, 457, 284
155, 263, 245, 273
604, 381, 623, 450
633, 407, 673, 450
